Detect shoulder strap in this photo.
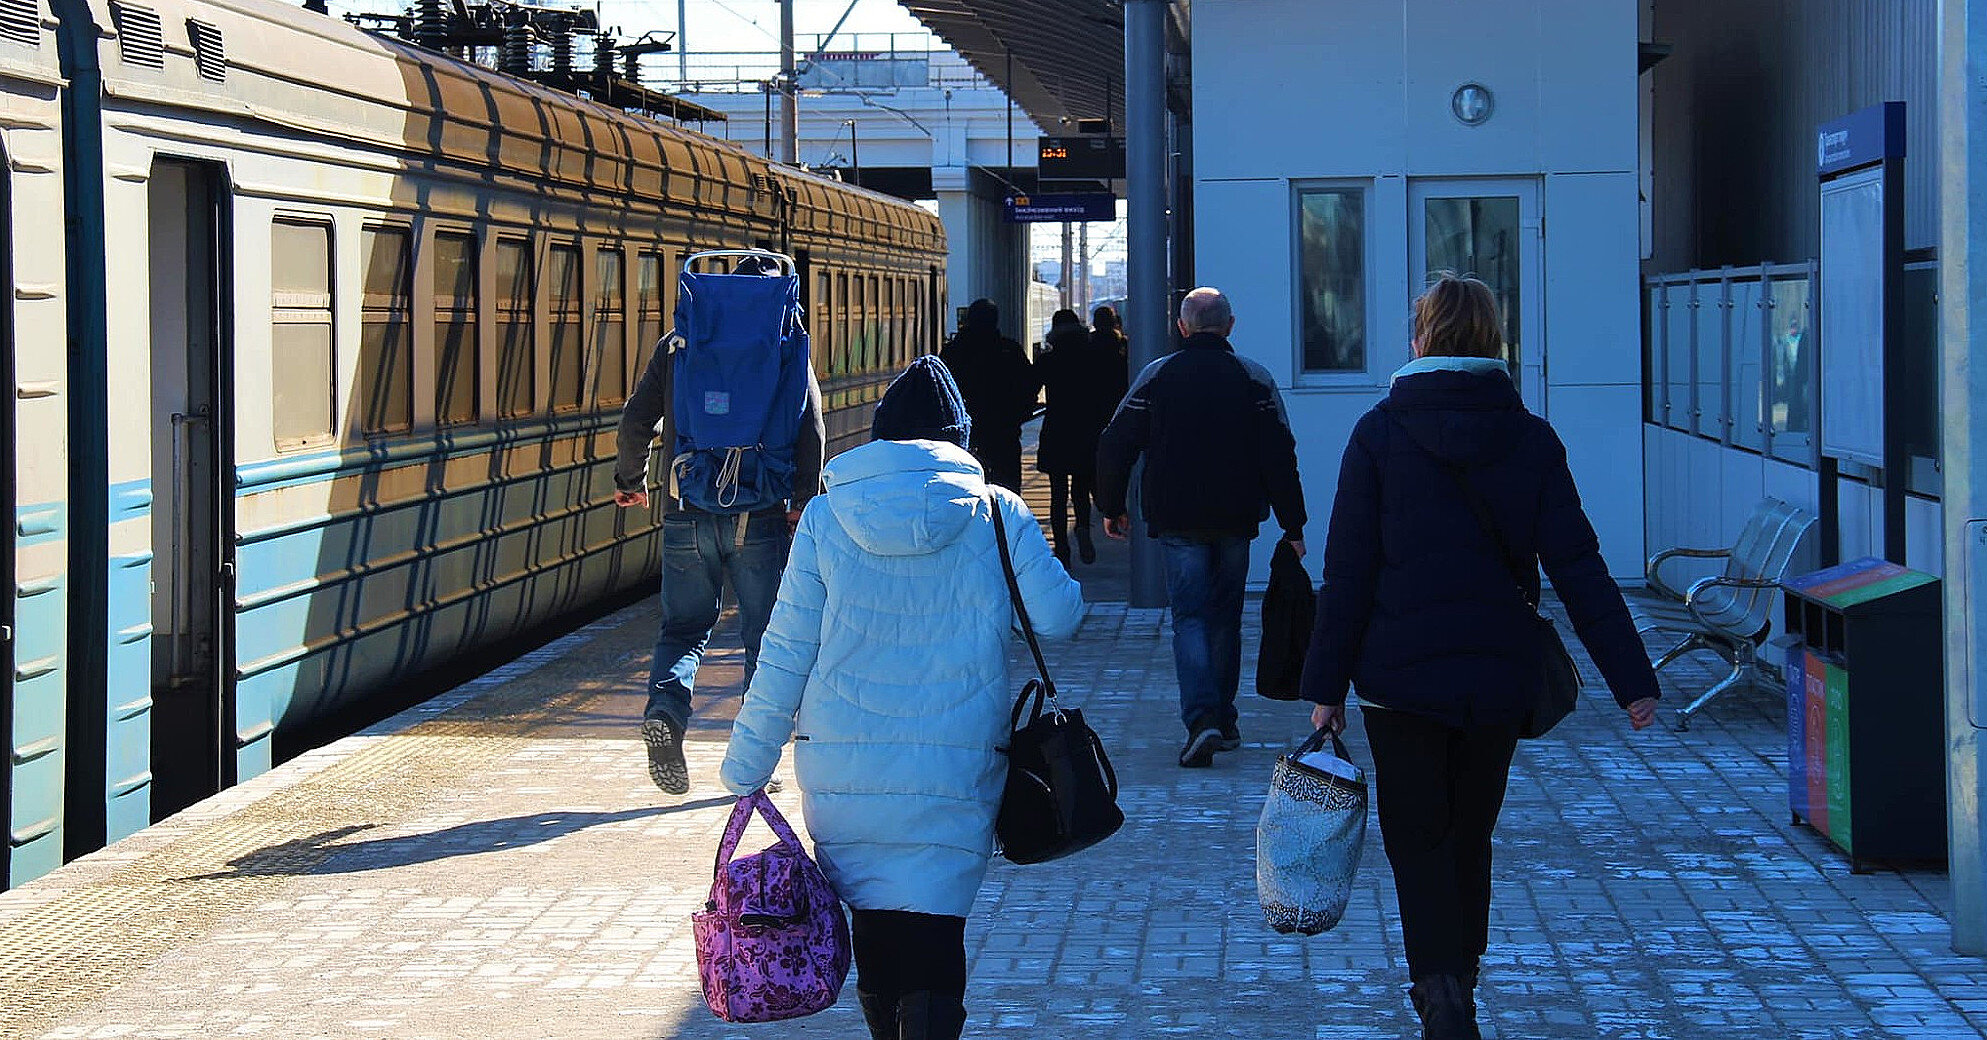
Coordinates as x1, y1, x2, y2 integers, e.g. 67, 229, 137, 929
988, 494, 1055, 697
1380, 407, 1538, 611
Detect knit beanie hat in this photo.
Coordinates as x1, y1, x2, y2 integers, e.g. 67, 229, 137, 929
871, 355, 972, 448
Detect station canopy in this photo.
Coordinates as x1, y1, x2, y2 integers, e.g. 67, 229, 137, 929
898, 1, 1189, 128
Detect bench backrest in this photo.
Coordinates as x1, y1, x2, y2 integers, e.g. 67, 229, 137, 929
1706, 498, 1817, 635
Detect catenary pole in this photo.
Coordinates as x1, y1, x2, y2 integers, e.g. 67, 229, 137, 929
1124, 0, 1167, 607
778, 0, 797, 164
676, 0, 686, 84
1938, 0, 1987, 954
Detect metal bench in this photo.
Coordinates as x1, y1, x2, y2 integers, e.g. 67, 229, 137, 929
1632, 498, 1817, 730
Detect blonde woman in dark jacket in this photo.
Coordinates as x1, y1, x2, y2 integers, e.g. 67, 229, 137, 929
1300, 275, 1660, 1039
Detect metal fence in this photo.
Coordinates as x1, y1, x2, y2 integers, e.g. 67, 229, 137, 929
1644, 262, 1819, 470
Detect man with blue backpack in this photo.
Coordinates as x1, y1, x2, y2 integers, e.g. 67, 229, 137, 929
614, 252, 825, 795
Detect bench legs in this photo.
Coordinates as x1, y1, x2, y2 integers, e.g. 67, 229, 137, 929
1674, 642, 1763, 732
1651, 633, 1709, 673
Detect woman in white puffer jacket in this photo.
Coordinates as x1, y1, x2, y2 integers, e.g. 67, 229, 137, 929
720, 356, 1084, 1040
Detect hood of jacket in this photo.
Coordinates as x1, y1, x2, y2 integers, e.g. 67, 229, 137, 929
820, 438, 987, 557
1379, 368, 1534, 470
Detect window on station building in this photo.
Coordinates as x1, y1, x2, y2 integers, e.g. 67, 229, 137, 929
358, 227, 413, 435
634, 251, 665, 382
1296, 186, 1368, 373
495, 238, 535, 418
271, 219, 334, 449
594, 247, 627, 405
434, 230, 480, 426
547, 243, 583, 411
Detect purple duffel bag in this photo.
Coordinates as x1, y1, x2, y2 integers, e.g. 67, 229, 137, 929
694, 790, 851, 1023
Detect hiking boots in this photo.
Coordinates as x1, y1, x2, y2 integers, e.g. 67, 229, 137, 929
641, 716, 689, 794
1409, 974, 1481, 1040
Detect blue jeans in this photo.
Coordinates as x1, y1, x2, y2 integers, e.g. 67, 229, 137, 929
646, 509, 791, 728
1159, 535, 1250, 734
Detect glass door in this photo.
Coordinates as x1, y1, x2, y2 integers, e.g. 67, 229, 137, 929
1409, 179, 1543, 406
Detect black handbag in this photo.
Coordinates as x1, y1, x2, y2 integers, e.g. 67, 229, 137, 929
988, 499, 1125, 864
1385, 410, 1581, 739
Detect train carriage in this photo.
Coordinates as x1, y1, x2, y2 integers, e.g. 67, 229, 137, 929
5, 0, 944, 887
0, 13, 69, 887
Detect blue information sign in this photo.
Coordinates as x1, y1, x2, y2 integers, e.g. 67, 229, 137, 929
1817, 101, 1905, 177
1003, 193, 1117, 223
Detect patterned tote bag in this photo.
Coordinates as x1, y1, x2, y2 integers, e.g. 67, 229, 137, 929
1256, 727, 1368, 935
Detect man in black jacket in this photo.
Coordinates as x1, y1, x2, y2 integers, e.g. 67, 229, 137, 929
940, 298, 1038, 491
1096, 287, 1307, 767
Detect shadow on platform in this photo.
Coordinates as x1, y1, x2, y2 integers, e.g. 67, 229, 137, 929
174, 801, 730, 880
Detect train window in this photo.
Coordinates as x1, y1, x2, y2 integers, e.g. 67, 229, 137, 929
434, 230, 479, 426
634, 251, 664, 382
495, 238, 535, 418
835, 271, 850, 378
865, 274, 880, 374
358, 227, 412, 435
813, 269, 833, 382
547, 243, 583, 412
270, 220, 334, 450
594, 247, 627, 405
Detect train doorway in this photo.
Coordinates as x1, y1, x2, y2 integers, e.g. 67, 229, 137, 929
147, 159, 236, 820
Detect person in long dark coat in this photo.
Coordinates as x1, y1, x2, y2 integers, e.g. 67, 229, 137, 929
1299, 275, 1660, 1039
938, 299, 1037, 491
1034, 307, 1129, 565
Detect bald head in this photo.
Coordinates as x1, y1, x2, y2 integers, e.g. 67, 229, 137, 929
1177, 287, 1235, 338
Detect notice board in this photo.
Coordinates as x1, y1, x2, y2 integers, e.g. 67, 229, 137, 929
1818, 165, 1885, 467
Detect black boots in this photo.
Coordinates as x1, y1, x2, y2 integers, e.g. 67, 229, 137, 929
895, 991, 967, 1040
1074, 523, 1096, 564
858, 989, 897, 1040
1409, 974, 1481, 1040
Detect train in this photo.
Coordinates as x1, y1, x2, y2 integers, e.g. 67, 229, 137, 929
0, 0, 947, 887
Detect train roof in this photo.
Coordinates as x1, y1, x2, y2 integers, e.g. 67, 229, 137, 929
60, 0, 941, 251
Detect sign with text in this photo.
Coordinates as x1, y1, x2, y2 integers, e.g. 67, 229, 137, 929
1038, 135, 1125, 180
1003, 193, 1118, 223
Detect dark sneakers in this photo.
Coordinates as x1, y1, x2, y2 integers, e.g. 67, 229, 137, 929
1217, 721, 1241, 752
641, 716, 689, 794
1179, 724, 1221, 767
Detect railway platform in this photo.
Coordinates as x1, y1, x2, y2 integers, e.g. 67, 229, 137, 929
6, 471, 1987, 1038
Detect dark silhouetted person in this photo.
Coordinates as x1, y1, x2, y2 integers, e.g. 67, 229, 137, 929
1035, 308, 1128, 566
939, 298, 1037, 490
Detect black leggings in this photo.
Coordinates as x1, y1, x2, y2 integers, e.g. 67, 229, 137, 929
850, 910, 967, 1000
1362, 708, 1520, 982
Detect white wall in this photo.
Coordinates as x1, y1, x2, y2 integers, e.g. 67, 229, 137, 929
1194, 0, 1644, 579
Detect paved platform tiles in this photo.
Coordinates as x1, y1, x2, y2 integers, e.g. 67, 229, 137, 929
6, 545, 1987, 1038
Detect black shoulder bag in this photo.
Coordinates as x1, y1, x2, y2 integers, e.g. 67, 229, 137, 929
988, 499, 1125, 863
1384, 411, 1581, 739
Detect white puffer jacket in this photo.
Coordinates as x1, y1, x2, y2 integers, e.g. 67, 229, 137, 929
720, 438, 1085, 916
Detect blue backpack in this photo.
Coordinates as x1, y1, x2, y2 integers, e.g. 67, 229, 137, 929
668, 252, 812, 514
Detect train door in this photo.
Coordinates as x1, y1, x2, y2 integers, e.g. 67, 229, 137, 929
147, 159, 235, 819
1408, 178, 1544, 407
927, 265, 943, 350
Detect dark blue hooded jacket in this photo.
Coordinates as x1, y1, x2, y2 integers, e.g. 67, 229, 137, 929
1298, 368, 1660, 726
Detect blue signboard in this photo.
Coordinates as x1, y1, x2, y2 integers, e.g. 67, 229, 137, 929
1817, 101, 1906, 177
1003, 194, 1117, 223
